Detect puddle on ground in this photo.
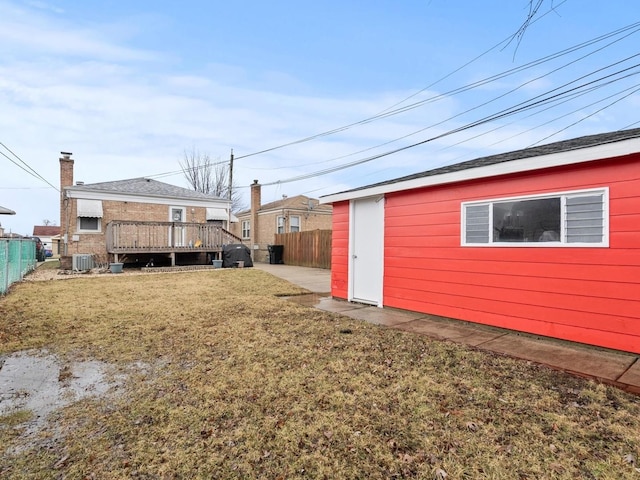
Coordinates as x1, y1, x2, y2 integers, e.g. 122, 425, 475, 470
0, 350, 117, 434
282, 293, 332, 308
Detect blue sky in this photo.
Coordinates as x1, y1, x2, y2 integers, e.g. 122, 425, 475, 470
1, 0, 639, 235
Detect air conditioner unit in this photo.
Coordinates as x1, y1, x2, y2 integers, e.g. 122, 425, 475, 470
72, 254, 94, 271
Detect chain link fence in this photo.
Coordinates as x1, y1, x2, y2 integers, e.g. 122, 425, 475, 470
1, 238, 37, 295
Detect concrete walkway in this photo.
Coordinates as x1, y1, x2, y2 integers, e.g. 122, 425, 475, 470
254, 263, 640, 395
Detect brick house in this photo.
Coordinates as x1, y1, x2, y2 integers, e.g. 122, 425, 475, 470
59, 152, 240, 268
231, 180, 333, 263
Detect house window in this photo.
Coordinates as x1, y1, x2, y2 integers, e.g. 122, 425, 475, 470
277, 216, 285, 234
76, 199, 103, 233
170, 207, 185, 222
290, 215, 300, 233
462, 188, 608, 247
78, 217, 100, 232
242, 220, 250, 239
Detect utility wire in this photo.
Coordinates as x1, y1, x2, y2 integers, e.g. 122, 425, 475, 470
143, 20, 640, 182
258, 63, 640, 186
146, 157, 230, 180
0, 145, 60, 192
528, 84, 640, 146
436, 76, 640, 163
255, 51, 640, 179
304, 80, 640, 193
376, 0, 568, 114
242, 21, 640, 172
232, 20, 640, 161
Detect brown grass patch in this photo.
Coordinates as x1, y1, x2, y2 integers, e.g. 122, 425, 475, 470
1, 269, 639, 479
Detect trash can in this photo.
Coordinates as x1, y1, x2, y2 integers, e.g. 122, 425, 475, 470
268, 245, 284, 264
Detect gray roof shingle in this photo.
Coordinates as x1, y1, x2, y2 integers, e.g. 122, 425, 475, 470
329, 127, 640, 196
69, 178, 226, 201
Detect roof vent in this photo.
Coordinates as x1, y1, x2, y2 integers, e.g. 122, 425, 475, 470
76, 181, 84, 186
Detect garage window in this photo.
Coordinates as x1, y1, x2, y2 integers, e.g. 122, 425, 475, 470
462, 188, 608, 247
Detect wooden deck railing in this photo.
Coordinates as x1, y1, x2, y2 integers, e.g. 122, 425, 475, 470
106, 221, 242, 253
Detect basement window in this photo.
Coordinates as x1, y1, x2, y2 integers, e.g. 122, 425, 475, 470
462, 188, 608, 247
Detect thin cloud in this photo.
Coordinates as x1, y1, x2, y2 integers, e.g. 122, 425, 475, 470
0, 2, 158, 62
24, 0, 63, 14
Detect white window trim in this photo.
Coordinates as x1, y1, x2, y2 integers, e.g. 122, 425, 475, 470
241, 220, 250, 239
276, 215, 285, 234
169, 206, 186, 222
76, 217, 102, 233
461, 187, 609, 248
289, 215, 300, 233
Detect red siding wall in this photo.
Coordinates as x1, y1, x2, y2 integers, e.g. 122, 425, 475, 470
331, 201, 350, 299
383, 153, 640, 353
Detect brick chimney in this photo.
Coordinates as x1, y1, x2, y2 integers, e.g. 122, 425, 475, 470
60, 151, 73, 184
250, 179, 261, 250
59, 152, 73, 256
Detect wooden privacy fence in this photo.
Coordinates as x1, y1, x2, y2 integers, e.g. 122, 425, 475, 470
274, 230, 332, 269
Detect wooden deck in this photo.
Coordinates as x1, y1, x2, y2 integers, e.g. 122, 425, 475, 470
106, 221, 242, 265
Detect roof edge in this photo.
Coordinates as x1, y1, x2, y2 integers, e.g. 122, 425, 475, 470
320, 132, 640, 204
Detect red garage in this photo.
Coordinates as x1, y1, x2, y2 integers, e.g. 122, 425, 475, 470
320, 128, 640, 354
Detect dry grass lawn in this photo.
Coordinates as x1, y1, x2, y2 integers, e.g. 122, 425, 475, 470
1, 268, 639, 479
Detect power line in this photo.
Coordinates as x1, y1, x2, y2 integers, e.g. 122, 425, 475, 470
434, 77, 640, 163
262, 56, 640, 186
231, 20, 640, 162
146, 157, 230, 180
139, 20, 640, 186
240, 21, 640, 176
0, 144, 60, 192
527, 84, 640, 146
377, 0, 569, 114
258, 63, 640, 186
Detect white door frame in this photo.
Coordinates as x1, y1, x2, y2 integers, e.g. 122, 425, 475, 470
169, 206, 187, 247
348, 196, 384, 307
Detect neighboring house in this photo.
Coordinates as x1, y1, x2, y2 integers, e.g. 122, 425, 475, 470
231, 180, 333, 262
33, 225, 61, 256
59, 152, 240, 267
320, 128, 640, 355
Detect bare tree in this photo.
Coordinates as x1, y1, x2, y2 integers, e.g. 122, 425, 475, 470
42, 219, 56, 226
180, 148, 246, 212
